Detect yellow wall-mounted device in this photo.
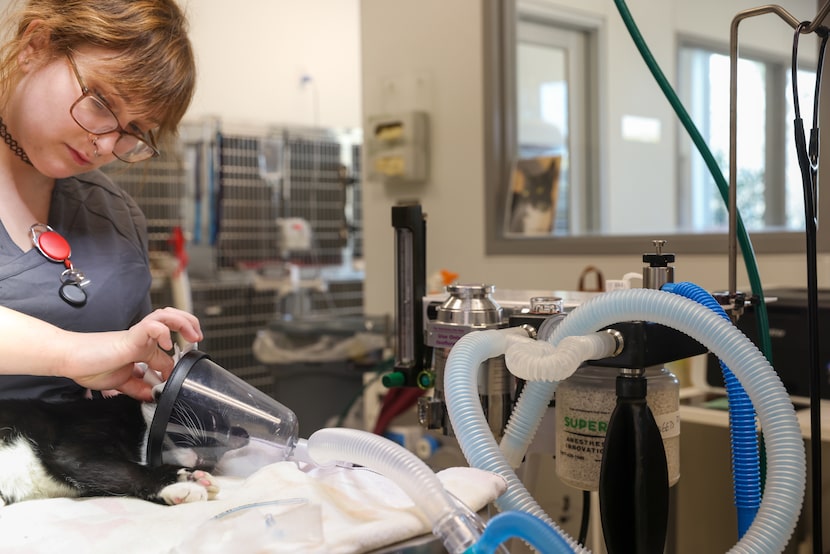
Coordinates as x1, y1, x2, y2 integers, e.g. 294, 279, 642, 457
366, 111, 429, 184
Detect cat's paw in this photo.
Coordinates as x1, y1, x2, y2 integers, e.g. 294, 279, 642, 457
159, 469, 219, 505
185, 469, 220, 500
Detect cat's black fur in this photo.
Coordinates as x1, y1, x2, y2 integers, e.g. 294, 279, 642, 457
0, 394, 218, 505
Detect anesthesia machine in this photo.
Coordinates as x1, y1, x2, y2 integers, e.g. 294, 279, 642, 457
389, 204, 798, 553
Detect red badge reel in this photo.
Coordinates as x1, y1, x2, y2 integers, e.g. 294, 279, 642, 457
30, 223, 91, 307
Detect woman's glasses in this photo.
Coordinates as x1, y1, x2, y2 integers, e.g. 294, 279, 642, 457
66, 53, 159, 163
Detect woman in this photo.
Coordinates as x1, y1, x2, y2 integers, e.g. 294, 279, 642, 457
0, 0, 197, 400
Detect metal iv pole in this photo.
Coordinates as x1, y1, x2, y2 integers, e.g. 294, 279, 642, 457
729, 4, 830, 553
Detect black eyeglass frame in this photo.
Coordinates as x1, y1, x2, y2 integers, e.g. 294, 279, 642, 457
66, 52, 159, 163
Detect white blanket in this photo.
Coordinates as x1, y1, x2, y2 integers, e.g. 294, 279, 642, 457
0, 462, 506, 554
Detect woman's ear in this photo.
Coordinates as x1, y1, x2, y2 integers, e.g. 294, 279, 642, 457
17, 20, 50, 71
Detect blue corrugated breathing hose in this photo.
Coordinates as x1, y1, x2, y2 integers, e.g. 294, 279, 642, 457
662, 281, 761, 536
467, 511, 574, 554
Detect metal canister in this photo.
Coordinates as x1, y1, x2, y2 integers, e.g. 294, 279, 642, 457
420, 284, 508, 437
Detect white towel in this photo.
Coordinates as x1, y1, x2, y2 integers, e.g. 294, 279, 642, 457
0, 462, 507, 554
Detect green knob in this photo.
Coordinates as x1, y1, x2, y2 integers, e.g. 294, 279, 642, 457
382, 371, 407, 388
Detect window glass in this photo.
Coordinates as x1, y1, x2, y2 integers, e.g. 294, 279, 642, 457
507, 20, 587, 237
514, 41, 569, 235
679, 45, 815, 233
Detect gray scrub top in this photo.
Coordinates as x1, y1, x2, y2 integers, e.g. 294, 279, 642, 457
0, 169, 152, 401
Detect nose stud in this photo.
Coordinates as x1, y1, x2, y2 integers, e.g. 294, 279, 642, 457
90, 134, 100, 158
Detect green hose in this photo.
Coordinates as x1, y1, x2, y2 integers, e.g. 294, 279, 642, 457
613, 0, 773, 362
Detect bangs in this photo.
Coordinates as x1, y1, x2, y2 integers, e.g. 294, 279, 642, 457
106, 52, 194, 138
32, 0, 197, 141
89, 39, 195, 141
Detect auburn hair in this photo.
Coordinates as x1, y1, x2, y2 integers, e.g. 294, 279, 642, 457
0, 0, 196, 145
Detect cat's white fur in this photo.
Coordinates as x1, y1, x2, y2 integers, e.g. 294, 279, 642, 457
0, 437, 78, 506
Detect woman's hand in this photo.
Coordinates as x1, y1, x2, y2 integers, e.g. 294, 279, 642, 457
62, 307, 203, 401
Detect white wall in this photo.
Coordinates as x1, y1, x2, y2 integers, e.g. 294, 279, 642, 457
0, 0, 362, 128
359, 0, 824, 317
180, 0, 362, 129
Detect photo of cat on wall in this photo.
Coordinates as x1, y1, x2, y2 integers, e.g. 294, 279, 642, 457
505, 155, 562, 236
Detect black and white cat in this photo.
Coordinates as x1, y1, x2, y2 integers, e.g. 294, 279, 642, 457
0, 394, 219, 506
508, 156, 561, 235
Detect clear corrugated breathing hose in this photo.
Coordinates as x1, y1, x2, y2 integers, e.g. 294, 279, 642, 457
447, 289, 805, 553
445, 326, 586, 554
304, 427, 486, 554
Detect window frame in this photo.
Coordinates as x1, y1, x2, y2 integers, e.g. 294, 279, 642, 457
483, 0, 829, 256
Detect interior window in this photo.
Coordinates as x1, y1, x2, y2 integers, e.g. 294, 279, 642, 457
483, 1, 825, 255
